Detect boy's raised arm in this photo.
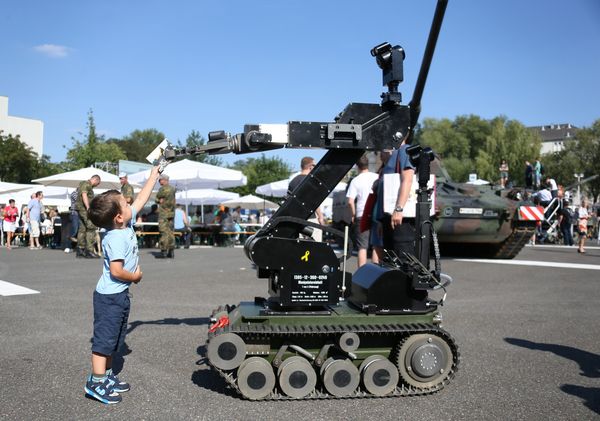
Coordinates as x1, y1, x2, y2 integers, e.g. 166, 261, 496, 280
132, 166, 161, 214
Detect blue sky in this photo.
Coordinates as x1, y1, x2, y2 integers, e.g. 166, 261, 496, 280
1, 0, 599, 171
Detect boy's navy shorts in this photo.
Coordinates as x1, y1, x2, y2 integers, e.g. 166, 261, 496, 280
92, 290, 130, 356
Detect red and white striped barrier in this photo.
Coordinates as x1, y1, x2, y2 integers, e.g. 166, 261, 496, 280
518, 206, 545, 221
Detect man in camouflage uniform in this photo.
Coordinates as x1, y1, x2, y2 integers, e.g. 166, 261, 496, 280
119, 172, 135, 205
76, 174, 101, 258
155, 173, 176, 258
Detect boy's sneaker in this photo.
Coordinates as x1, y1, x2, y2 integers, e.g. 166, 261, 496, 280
84, 378, 122, 404
107, 373, 130, 393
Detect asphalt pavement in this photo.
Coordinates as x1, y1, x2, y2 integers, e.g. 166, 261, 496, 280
0, 243, 599, 420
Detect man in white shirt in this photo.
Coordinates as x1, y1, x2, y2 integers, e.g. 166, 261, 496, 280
546, 177, 558, 199
346, 155, 378, 267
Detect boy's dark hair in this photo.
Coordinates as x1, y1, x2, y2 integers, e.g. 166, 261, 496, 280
88, 190, 122, 229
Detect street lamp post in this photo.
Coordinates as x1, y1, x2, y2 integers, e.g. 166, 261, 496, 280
574, 173, 584, 206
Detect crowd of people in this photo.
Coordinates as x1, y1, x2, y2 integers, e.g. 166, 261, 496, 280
0, 192, 61, 250
503, 158, 598, 251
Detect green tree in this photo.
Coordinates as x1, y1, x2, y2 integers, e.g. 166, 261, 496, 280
0, 131, 40, 183
543, 119, 600, 202
0, 131, 64, 182
177, 130, 223, 166
475, 117, 541, 186
417, 115, 540, 184
227, 154, 291, 197
107, 128, 166, 162
416, 116, 478, 182
65, 109, 126, 170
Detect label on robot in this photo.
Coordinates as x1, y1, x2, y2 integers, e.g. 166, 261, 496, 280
290, 274, 330, 303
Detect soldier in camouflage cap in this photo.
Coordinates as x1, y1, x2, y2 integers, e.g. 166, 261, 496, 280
76, 174, 101, 258
119, 172, 135, 205
155, 173, 176, 258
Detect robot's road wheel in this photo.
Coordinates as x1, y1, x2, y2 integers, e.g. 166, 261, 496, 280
320, 357, 360, 397
396, 333, 453, 389
277, 356, 317, 398
338, 332, 360, 353
207, 333, 246, 370
237, 357, 276, 400
359, 355, 399, 396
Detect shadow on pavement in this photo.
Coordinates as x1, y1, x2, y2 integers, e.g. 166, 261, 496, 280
506, 337, 600, 416
505, 337, 600, 378
560, 384, 600, 415
126, 317, 210, 335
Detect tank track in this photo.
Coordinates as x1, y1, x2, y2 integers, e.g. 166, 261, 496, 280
206, 311, 460, 400
491, 225, 536, 259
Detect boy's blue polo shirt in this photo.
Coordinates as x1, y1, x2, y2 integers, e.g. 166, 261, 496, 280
96, 206, 138, 295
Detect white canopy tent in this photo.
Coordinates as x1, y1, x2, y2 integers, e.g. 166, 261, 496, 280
0, 186, 72, 211
175, 189, 240, 206
32, 167, 131, 189
0, 181, 38, 195
222, 194, 279, 211
129, 159, 247, 217
128, 159, 247, 190
175, 189, 240, 223
255, 179, 289, 197
255, 178, 347, 198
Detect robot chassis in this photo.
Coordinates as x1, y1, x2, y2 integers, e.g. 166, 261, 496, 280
162, 0, 459, 400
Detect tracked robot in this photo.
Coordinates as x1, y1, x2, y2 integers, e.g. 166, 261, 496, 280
160, 0, 459, 400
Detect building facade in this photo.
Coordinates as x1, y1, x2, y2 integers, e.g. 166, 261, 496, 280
0, 96, 44, 156
529, 123, 578, 155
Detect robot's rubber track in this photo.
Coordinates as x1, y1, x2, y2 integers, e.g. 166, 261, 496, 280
492, 225, 536, 259
206, 316, 460, 400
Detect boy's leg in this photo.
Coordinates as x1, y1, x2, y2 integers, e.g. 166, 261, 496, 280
85, 351, 121, 404
86, 291, 129, 404
105, 293, 131, 392
92, 352, 108, 377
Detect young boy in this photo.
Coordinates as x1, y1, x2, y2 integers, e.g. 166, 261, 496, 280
84, 165, 160, 404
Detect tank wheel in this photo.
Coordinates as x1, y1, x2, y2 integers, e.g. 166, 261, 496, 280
320, 357, 360, 397
395, 333, 453, 389
338, 332, 360, 352
277, 356, 317, 398
237, 357, 276, 400
207, 333, 246, 370
359, 355, 399, 396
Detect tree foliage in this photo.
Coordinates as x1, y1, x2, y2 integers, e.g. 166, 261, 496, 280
542, 119, 600, 202
0, 131, 40, 183
65, 109, 126, 170
107, 128, 166, 162
415, 115, 541, 185
0, 131, 64, 183
227, 154, 292, 197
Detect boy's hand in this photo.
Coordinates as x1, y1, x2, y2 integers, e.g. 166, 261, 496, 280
133, 265, 143, 283
150, 165, 161, 178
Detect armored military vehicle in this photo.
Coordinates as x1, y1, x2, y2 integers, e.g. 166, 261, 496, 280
431, 158, 540, 259
162, 0, 459, 400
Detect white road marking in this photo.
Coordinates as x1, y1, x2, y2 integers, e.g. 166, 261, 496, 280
0, 280, 40, 296
453, 259, 600, 271
525, 244, 600, 250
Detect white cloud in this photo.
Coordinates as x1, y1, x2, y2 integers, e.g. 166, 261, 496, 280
33, 44, 72, 58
